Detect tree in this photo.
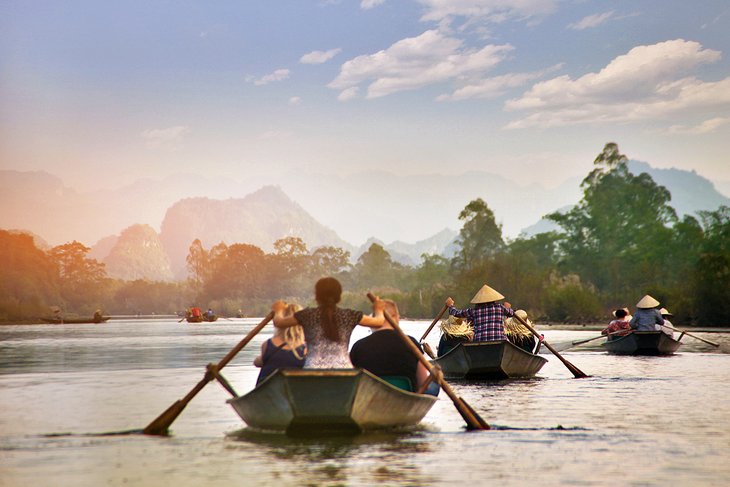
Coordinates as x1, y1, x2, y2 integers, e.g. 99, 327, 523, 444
186, 239, 209, 294
48, 241, 108, 312
311, 246, 351, 277
454, 198, 504, 270
354, 243, 403, 290
692, 206, 730, 325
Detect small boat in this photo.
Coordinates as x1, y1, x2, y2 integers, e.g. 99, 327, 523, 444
186, 315, 217, 323
227, 368, 437, 436
432, 340, 548, 380
40, 316, 110, 324
603, 331, 682, 355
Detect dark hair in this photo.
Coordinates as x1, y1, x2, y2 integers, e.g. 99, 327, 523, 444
614, 308, 627, 318
315, 277, 342, 342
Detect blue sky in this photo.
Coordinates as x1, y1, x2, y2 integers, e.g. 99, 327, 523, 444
1, 1, 729, 242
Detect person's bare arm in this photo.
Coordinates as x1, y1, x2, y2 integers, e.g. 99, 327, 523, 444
359, 297, 385, 328
272, 300, 300, 328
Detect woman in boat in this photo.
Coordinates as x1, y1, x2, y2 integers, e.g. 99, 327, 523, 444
445, 283, 515, 342
629, 294, 665, 331
658, 308, 675, 338
437, 315, 473, 356
272, 277, 385, 368
504, 310, 538, 352
602, 308, 632, 340
254, 304, 307, 384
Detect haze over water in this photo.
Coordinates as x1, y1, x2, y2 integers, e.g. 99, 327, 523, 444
1, 319, 728, 486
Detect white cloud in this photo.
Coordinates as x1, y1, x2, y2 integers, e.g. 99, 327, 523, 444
417, 0, 557, 26
667, 117, 730, 134
252, 69, 291, 86
337, 87, 360, 101
437, 63, 562, 101
328, 29, 512, 99
361, 0, 385, 9
568, 11, 614, 30
505, 39, 728, 128
300, 48, 342, 64
289, 96, 302, 105
141, 126, 190, 149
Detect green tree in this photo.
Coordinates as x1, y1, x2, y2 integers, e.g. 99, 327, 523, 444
354, 243, 404, 290
692, 206, 730, 325
48, 241, 108, 312
310, 245, 351, 278
454, 198, 504, 270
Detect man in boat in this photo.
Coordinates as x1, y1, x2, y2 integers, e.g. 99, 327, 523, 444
445, 284, 515, 343
629, 295, 665, 331
602, 308, 632, 340
658, 308, 675, 338
93, 309, 103, 323
350, 299, 440, 396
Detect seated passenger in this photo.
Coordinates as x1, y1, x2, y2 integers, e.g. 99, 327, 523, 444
504, 310, 538, 353
437, 315, 473, 356
630, 295, 665, 331
445, 283, 515, 342
350, 299, 439, 396
658, 308, 675, 338
602, 308, 632, 339
254, 304, 307, 384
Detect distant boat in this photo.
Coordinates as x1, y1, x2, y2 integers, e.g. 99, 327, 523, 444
40, 316, 110, 324
186, 315, 218, 323
603, 331, 682, 355
227, 368, 437, 436
432, 340, 547, 380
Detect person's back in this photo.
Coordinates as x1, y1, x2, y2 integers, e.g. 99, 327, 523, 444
603, 308, 631, 339
350, 329, 420, 390
256, 337, 306, 384
630, 295, 664, 331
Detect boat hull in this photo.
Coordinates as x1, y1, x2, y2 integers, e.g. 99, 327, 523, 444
432, 341, 547, 380
604, 331, 681, 355
40, 317, 110, 324
227, 369, 437, 436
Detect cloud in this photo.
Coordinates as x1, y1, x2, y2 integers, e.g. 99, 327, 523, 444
252, 69, 290, 86
437, 63, 563, 101
361, 0, 385, 9
567, 11, 614, 30
417, 0, 557, 26
141, 126, 190, 149
505, 39, 728, 128
328, 29, 512, 99
667, 117, 730, 134
337, 87, 360, 101
289, 96, 302, 105
300, 48, 342, 64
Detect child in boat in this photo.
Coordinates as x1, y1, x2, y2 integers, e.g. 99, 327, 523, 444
445, 283, 515, 342
602, 308, 632, 339
504, 310, 538, 352
629, 295, 665, 331
350, 299, 439, 396
254, 304, 307, 384
271, 277, 385, 368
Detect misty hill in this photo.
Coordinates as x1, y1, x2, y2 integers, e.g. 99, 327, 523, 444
98, 224, 174, 281
159, 186, 353, 278
355, 229, 459, 266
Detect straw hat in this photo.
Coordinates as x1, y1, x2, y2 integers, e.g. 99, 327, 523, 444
612, 307, 629, 318
636, 295, 660, 309
470, 284, 505, 304
504, 310, 532, 338
659, 307, 673, 317
440, 316, 474, 340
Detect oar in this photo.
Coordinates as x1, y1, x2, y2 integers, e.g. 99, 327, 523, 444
662, 324, 720, 348
367, 293, 490, 430
143, 311, 275, 436
571, 329, 634, 347
420, 304, 448, 359
512, 314, 589, 379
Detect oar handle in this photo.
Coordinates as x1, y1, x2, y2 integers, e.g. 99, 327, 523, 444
512, 313, 589, 379
573, 329, 633, 346
420, 304, 449, 342
662, 324, 719, 347
367, 293, 489, 430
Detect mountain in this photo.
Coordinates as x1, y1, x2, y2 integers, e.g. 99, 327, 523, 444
100, 224, 174, 281
159, 186, 354, 278
355, 229, 459, 266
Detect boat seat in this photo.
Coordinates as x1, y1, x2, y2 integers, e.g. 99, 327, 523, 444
381, 375, 413, 392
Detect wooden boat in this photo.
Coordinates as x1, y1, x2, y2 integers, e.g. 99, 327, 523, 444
603, 331, 682, 355
227, 368, 437, 436
432, 340, 548, 380
40, 316, 110, 324
186, 315, 217, 323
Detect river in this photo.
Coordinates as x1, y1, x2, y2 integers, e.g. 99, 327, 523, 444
1, 318, 728, 486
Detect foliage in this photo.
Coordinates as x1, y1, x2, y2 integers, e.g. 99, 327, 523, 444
454, 198, 505, 270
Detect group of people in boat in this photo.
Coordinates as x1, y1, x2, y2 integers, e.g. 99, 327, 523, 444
254, 277, 440, 395
601, 294, 675, 340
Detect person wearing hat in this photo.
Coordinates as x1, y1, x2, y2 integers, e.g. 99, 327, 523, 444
629, 295, 665, 331
437, 315, 474, 356
601, 308, 632, 340
658, 308, 675, 338
503, 310, 538, 352
445, 284, 515, 342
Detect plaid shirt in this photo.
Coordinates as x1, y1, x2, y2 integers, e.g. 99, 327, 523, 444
448, 303, 514, 342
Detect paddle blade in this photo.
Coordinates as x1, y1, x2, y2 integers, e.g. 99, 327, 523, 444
143, 400, 185, 436
459, 397, 491, 430
422, 342, 436, 359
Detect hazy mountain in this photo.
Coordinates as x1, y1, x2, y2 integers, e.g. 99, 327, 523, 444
159, 186, 353, 278
100, 224, 174, 281
354, 229, 459, 266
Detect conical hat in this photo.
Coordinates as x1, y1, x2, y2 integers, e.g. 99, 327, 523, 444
470, 284, 504, 304
659, 307, 673, 316
636, 295, 660, 309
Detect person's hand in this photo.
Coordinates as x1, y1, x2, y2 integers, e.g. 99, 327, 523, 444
445, 297, 454, 307
272, 300, 287, 313
372, 297, 384, 312
504, 301, 512, 309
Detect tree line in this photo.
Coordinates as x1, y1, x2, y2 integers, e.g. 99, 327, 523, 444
1, 143, 728, 325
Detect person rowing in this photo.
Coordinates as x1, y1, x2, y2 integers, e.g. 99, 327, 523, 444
445, 283, 514, 343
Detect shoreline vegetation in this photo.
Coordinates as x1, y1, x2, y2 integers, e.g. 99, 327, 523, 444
2, 143, 729, 327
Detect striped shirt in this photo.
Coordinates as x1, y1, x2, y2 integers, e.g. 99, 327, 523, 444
448, 303, 515, 342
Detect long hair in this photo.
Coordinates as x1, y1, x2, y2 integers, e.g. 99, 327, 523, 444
282, 304, 306, 359
315, 277, 342, 342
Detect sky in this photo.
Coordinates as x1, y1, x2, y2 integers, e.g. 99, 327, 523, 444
1, 0, 730, 243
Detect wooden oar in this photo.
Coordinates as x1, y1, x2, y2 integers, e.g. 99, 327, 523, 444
367, 293, 490, 430
512, 314, 589, 379
143, 311, 275, 436
420, 304, 448, 342
661, 324, 720, 347
571, 329, 634, 347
